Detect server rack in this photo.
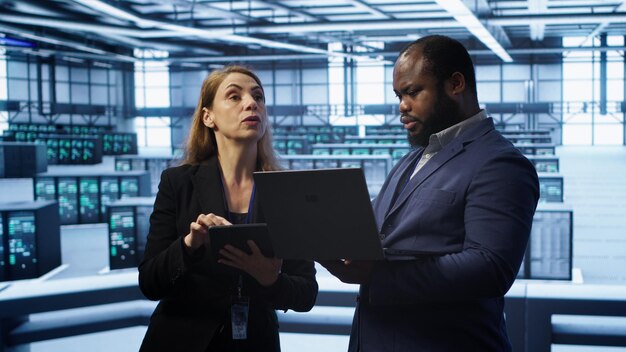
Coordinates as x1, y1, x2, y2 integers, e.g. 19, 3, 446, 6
515, 143, 556, 156
273, 135, 310, 154
0, 144, 4, 179
526, 155, 560, 173
33, 136, 102, 165
33, 171, 151, 224
107, 197, 154, 270
344, 135, 407, 144
538, 173, 564, 203
518, 204, 573, 280
102, 133, 138, 155
114, 155, 179, 195
0, 201, 61, 282
279, 154, 393, 198
311, 143, 411, 162
0, 142, 48, 178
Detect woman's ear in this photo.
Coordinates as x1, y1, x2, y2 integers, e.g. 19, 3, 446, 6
202, 107, 215, 128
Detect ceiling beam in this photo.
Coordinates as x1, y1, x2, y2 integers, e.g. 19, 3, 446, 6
237, 12, 626, 34
435, 0, 512, 62
375, 45, 626, 58
528, 0, 548, 41
167, 44, 626, 64
346, 0, 392, 19
9, 11, 626, 37
254, 0, 321, 22
487, 12, 626, 26
66, 0, 355, 59
152, 0, 262, 22
0, 23, 136, 61
573, 0, 626, 48
243, 19, 461, 33
0, 14, 181, 38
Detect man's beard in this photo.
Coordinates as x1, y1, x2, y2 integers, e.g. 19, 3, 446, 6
407, 89, 463, 148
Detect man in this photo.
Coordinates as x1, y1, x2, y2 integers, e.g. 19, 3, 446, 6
321, 35, 539, 351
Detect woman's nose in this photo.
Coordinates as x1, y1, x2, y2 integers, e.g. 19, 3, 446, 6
243, 94, 258, 110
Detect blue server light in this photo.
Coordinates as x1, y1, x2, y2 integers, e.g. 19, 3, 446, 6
79, 178, 100, 223
0, 216, 4, 281
108, 207, 137, 270
100, 176, 119, 215
34, 177, 56, 201
57, 177, 79, 225
6, 211, 38, 280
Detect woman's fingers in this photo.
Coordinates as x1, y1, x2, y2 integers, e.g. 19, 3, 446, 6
218, 242, 281, 287
247, 240, 262, 255
189, 222, 207, 234
218, 245, 246, 269
196, 213, 232, 228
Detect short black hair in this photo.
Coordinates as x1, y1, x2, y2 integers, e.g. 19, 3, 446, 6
399, 35, 477, 94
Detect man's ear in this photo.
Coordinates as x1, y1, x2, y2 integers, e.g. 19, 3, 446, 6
447, 72, 466, 96
202, 107, 215, 128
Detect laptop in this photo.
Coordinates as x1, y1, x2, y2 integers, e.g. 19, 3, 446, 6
253, 168, 385, 261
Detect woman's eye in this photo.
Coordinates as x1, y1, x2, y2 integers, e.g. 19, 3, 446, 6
229, 95, 240, 101
255, 95, 264, 102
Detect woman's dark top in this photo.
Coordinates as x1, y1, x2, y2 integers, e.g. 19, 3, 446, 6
137, 157, 318, 352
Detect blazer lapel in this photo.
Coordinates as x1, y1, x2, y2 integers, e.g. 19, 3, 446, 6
191, 157, 228, 217
384, 118, 495, 220
377, 149, 423, 221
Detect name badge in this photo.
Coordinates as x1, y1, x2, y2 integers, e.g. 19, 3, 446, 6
231, 295, 250, 340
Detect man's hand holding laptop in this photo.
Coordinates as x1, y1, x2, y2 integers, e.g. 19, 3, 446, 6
318, 260, 375, 284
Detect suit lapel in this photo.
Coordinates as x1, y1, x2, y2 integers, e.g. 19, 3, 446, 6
384, 118, 495, 220
377, 149, 423, 221
191, 157, 228, 217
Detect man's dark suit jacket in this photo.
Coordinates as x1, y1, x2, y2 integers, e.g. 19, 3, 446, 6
138, 156, 318, 352
349, 118, 540, 352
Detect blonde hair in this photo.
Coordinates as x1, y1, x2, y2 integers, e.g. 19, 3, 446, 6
181, 65, 281, 171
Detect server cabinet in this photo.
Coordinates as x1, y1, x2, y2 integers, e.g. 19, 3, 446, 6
518, 204, 573, 280
107, 197, 154, 270
34, 171, 151, 225
538, 173, 564, 203
0, 142, 48, 178
0, 201, 61, 281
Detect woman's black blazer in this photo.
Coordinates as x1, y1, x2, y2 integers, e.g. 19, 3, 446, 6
138, 156, 318, 351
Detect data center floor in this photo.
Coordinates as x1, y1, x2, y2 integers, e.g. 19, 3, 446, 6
2, 145, 626, 351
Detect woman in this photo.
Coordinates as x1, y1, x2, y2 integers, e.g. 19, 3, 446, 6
138, 65, 318, 351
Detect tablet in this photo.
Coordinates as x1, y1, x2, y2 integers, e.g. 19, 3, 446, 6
209, 223, 275, 274
253, 168, 385, 261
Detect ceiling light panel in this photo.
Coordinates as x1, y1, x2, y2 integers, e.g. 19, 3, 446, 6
392, 12, 456, 19
435, 0, 513, 62
322, 14, 389, 21
367, 0, 434, 4
305, 8, 367, 16
281, 0, 355, 7
376, 4, 442, 12
207, 1, 269, 11
495, 8, 610, 15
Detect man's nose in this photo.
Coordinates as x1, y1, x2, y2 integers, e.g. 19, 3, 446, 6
399, 97, 409, 114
